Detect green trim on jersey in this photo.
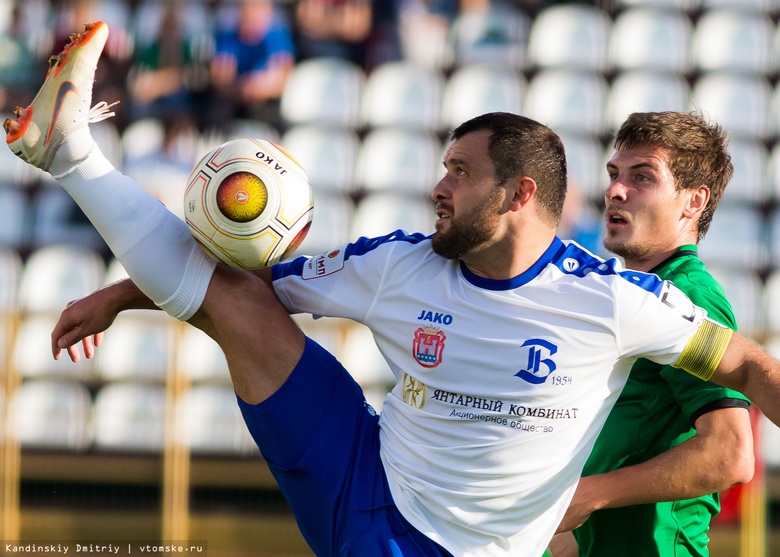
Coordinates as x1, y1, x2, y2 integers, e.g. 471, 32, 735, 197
574, 245, 750, 557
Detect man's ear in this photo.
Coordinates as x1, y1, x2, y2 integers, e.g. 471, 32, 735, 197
683, 185, 710, 219
509, 176, 537, 211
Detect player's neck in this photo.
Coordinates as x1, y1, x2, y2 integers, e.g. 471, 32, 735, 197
624, 244, 689, 273
462, 229, 556, 280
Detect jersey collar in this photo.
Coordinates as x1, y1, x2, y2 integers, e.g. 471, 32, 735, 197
647, 244, 698, 275
459, 237, 565, 291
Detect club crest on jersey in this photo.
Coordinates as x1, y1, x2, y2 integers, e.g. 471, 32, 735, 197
412, 326, 446, 368
515, 339, 558, 384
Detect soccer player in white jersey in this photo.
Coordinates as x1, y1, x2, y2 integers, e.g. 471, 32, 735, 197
9, 21, 780, 557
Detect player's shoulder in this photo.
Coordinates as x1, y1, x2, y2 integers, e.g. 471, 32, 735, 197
555, 240, 666, 297
272, 229, 431, 281
661, 254, 735, 328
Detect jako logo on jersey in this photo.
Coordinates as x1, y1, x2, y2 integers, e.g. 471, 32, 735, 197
416, 309, 453, 325
412, 326, 446, 368
515, 339, 558, 384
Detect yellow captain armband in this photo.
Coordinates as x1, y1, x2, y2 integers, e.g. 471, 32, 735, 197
674, 318, 733, 381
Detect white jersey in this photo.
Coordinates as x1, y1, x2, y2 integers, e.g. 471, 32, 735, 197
272, 231, 707, 557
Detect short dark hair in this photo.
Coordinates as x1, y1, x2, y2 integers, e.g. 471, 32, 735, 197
613, 111, 733, 241
451, 112, 568, 226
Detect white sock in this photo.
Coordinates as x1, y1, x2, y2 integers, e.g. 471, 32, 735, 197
55, 145, 216, 321
49, 128, 95, 177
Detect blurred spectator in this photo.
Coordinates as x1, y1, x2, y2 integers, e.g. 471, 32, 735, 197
398, 0, 457, 70
0, 0, 53, 114
126, 0, 212, 127
362, 0, 404, 70
204, 0, 295, 133
50, 0, 134, 130
293, 0, 372, 67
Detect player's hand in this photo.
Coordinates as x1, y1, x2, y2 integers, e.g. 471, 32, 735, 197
51, 293, 116, 362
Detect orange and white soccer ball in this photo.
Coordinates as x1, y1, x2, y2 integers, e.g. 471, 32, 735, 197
184, 138, 313, 269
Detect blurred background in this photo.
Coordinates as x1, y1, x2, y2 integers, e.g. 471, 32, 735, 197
2, 0, 780, 555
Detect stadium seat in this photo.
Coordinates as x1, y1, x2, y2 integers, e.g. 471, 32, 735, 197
527, 4, 611, 72
281, 125, 359, 194
767, 142, 780, 204
223, 119, 279, 144
30, 186, 108, 252
351, 192, 435, 240
103, 257, 129, 285
698, 204, 768, 271
339, 323, 394, 391
440, 64, 525, 132
692, 9, 776, 76
720, 138, 770, 206
449, 4, 530, 69
280, 57, 366, 129
121, 117, 166, 162
691, 72, 774, 141
176, 384, 255, 455
558, 133, 606, 202
8, 379, 93, 450
292, 191, 353, 257
18, 244, 105, 314
91, 120, 123, 170
292, 313, 348, 358
92, 382, 167, 453
0, 133, 40, 188
355, 129, 441, 195
524, 69, 608, 137
707, 266, 765, 338
765, 207, 780, 268
13, 314, 95, 380
177, 326, 230, 383
94, 312, 174, 382
606, 71, 691, 133
760, 407, 780, 468
700, 0, 779, 11
761, 270, 780, 333
609, 8, 693, 75
0, 248, 21, 376
0, 247, 21, 313
0, 187, 30, 250
614, 0, 700, 11
360, 61, 445, 133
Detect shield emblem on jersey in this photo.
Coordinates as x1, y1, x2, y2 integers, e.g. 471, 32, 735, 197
412, 326, 446, 368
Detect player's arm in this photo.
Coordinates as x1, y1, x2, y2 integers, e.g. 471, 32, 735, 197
52, 277, 154, 362
707, 331, 780, 427
673, 319, 780, 427
546, 531, 577, 557
52, 267, 276, 361
556, 405, 753, 532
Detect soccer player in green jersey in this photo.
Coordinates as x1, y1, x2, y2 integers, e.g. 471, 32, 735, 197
546, 111, 755, 557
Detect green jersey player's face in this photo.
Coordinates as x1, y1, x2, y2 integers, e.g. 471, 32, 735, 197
602, 144, 704, 271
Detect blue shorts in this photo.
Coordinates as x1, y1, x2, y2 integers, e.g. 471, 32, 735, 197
237, 337, 453, 557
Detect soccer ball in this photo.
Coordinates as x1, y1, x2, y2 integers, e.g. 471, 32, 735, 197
183, 138, 314, 269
